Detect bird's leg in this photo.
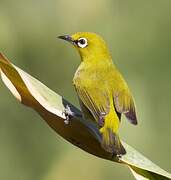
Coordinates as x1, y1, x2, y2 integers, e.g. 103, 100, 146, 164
62, 105, 75, 125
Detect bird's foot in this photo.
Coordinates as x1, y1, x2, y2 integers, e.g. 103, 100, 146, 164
111, 153, 122, 162
116, 154, 122, 159
62, 105, 74, 125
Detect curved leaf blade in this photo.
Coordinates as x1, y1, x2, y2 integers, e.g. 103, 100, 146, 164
0, 53, 170, 179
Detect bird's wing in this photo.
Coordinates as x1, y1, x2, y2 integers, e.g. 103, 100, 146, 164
113, 81, 137, 125
75, 83, 110, 125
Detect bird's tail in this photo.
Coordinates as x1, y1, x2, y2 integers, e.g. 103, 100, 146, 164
100, 128, 126, 156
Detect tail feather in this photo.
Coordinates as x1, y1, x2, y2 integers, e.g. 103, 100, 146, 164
101, 128, 126, 155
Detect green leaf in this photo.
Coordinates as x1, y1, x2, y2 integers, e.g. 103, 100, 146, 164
0, 53, 171, 180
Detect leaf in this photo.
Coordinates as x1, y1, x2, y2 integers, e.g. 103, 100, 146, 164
0, 53, 171, 180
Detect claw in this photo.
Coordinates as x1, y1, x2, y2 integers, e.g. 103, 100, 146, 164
62, 105, 74, 125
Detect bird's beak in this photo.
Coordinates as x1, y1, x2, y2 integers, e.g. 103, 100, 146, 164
58, 35, 75, 45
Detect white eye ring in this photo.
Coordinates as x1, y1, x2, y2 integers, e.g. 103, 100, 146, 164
77, 38, 88, 48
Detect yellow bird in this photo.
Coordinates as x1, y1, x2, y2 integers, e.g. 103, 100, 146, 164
58, 32, 137, 156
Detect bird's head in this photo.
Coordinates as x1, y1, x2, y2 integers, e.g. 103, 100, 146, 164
58, 32, 111, 61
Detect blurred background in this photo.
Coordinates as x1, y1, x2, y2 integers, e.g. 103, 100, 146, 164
0, 0, 171, 179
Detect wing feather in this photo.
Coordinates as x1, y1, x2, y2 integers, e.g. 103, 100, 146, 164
75, 84, 110, 124
113, 89, 137, 125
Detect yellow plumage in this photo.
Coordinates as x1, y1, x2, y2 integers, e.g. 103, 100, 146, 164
58, 32, 137, 156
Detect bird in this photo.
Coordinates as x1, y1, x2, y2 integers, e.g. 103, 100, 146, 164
58, 32, 137, 156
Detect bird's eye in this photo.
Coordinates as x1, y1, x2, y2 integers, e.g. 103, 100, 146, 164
77, 38, 88, 48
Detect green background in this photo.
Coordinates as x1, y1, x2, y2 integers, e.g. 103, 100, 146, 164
0, 0, 171, 179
